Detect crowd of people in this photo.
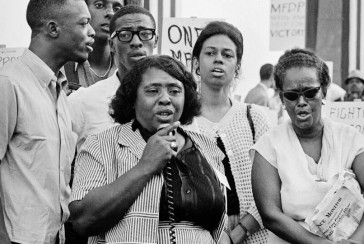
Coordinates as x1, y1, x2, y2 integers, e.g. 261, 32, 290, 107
1, 0, 364, 244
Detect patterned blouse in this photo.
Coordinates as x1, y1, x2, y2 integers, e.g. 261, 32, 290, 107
193, 101, 271, 244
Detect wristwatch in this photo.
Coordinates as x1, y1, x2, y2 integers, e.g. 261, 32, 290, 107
238, 221, 251, 237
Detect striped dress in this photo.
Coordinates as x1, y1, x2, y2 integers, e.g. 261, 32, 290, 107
192, 102, 270, 244
71, 122, 226, 244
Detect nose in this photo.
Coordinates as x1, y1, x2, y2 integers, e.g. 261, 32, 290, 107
213, 52, 223, 64
297, 94, 307, 106
158, 90, 171, 105
88, 24, 95, 38
105, 5, 115, 19
130, 33, 143, 48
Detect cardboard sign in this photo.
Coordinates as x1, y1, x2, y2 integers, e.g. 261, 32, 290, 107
323, 102, 364, 134
0, 48, 25, 68
270, 0, 306, 51
160, 18, 219, 71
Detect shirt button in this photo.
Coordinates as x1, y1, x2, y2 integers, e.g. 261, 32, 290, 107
213, 125, 218, 130
186, 189, 191, 194
220, 133, 226, 138
227, 150, 234, 156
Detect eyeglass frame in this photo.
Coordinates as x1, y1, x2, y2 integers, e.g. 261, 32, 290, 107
281, 86, 322, 101
110, 28, 156, 42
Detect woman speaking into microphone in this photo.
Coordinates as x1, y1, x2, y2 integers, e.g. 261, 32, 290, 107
69, 55, 227, 244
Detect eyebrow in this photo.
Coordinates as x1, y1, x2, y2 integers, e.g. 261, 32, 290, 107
144, 82, 183, 88
204, 46, 234, 52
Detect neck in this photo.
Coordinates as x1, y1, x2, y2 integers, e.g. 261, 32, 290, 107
200, 82, 231, 122
88, 38, 112, 68
29, 39, 64, 74
261, 80, 271, 89
294, 121, 324, 140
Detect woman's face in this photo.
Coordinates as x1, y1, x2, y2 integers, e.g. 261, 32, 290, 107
197, 34, 239, 89
281, 67, 323, 132
134, 67, 185, 133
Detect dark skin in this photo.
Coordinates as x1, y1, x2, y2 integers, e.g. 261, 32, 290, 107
252, 67, 364, 244
69, 122, 181, 236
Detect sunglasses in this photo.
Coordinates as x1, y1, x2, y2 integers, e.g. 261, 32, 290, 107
282, 86, 321, 101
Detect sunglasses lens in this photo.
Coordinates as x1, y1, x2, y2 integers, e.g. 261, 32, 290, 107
304, 88, 320, 99
283, 92, 298, 101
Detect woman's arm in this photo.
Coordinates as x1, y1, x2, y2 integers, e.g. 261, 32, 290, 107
69, 123, 179, 237
349, 152, 364, 243
251, 152, 331, 244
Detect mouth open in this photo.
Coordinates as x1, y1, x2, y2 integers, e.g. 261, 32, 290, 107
86, 42, 94, 52
297, 110, 310, 120
211, 68, 224, 76
156, 110, 174, 121
101, 24, 110, 32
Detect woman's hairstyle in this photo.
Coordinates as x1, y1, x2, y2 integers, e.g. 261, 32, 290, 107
110, 55, 201, 125
274, 48, 331, 96
192, 21, 244, 67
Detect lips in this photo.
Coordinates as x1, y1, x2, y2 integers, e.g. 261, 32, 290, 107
86, 40, 94, 52
101, 24, 110, 32
129, 51, 146, 58
296, 110, 310, 120
211, 67, 225, 76
156, 109, 174, 121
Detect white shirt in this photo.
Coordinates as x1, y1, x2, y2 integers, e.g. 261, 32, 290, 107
0, 49, 76, 244
68, 72, 120, 151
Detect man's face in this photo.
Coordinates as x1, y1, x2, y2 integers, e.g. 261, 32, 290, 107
110, 13, 157, 73
87, 0, 123, 41
347, 78, 364, 95
57, 0, 95, 63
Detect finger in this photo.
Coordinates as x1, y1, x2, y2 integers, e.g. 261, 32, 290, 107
156, 121, 180, 136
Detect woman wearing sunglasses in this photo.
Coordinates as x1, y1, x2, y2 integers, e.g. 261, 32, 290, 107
251, 48, 364, 244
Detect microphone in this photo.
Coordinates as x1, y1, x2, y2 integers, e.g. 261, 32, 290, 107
158, 124, 177, 151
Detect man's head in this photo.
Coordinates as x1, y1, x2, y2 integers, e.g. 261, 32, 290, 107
109, 5, 158, 74
26, 0, 95, 64
86, 0, 124, 42
345, 69, 364, 97
260, 63, 274, 88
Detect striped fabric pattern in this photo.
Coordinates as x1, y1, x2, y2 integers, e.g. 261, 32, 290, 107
71, 122, 226, 244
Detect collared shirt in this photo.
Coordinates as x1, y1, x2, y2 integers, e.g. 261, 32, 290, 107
68, 72, 120, 151
71, 123, 226, 244
0, 49, 76, 244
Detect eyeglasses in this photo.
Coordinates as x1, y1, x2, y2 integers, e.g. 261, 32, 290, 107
281, 86, 321, 101
110, 29, 156, 42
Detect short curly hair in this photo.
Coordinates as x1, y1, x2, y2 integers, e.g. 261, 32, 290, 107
110, 55, 201, 125
192, 21, 244, 69
110, 4, 156, 35
274, 48, 331, 96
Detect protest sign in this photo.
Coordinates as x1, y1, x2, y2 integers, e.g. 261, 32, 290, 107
270, 0, 306, 51
323, 102, 364, 134
160, 18, 219, 71
0, 48, 25, 68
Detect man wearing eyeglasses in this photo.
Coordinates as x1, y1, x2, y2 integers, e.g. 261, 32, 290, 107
68, 5, 158, 152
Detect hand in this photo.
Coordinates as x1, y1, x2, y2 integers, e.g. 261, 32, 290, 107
139, 121, 180, 175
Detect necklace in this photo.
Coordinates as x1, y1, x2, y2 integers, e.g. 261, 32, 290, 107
89, 56, 113, 79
